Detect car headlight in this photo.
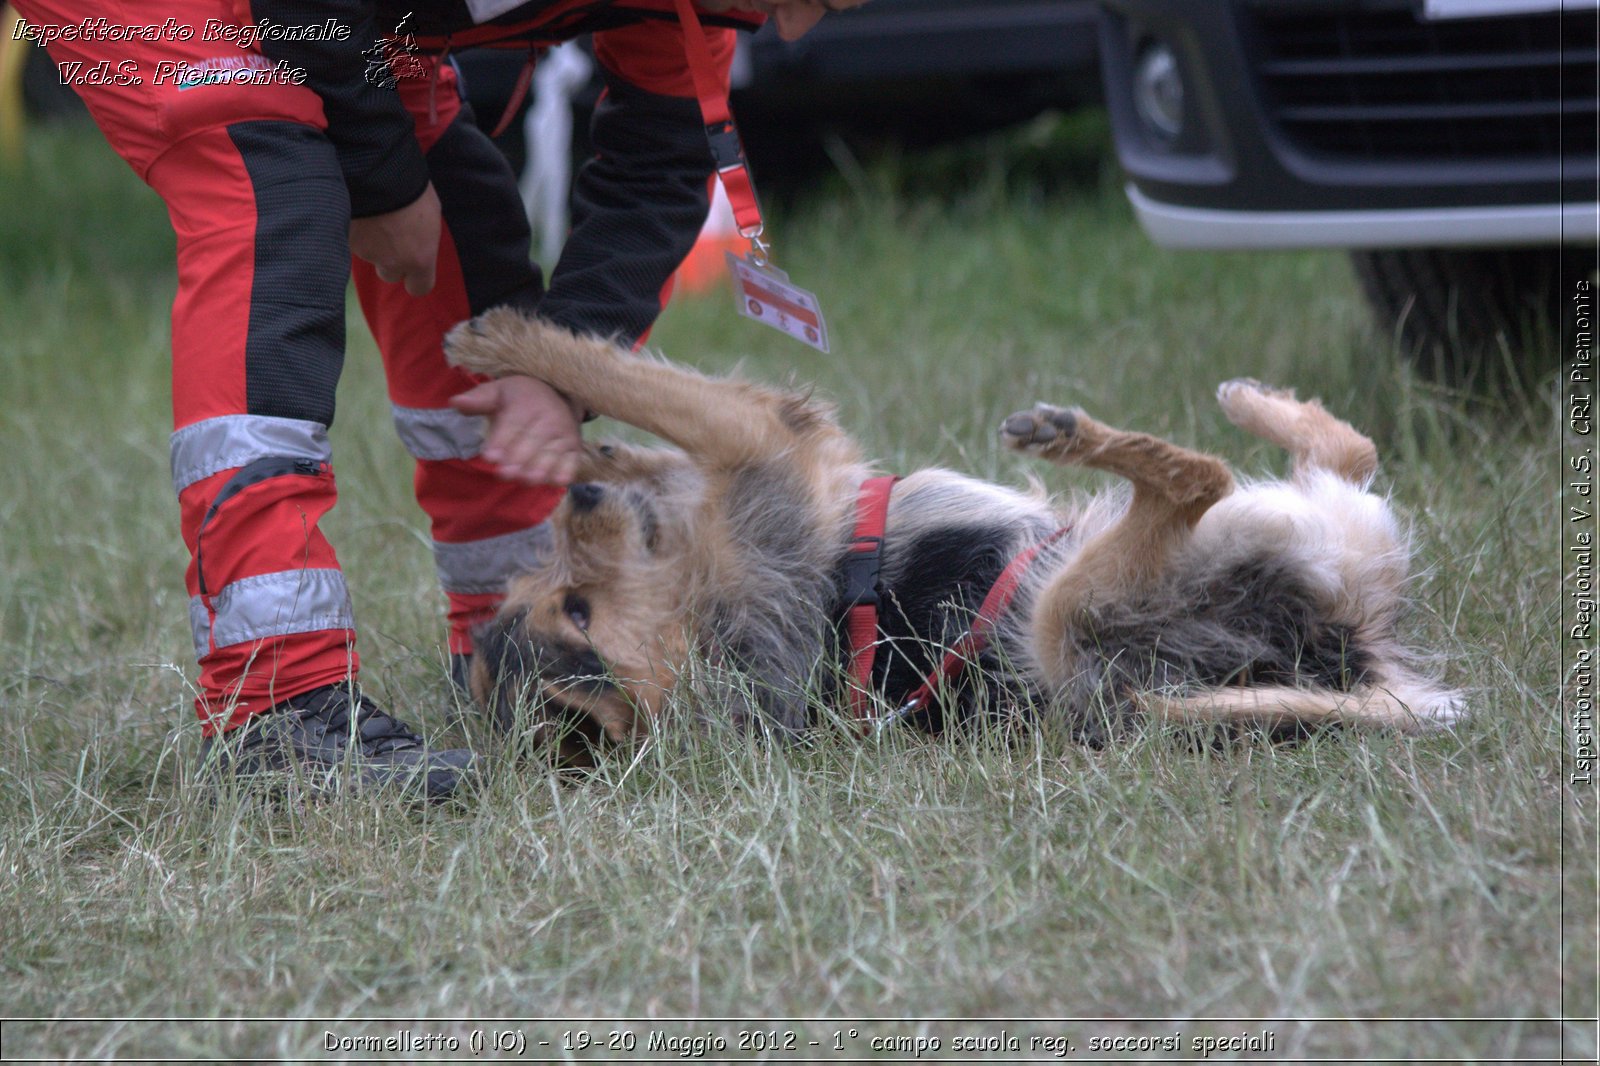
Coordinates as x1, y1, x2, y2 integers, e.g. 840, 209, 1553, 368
1132, 39, 1185, 146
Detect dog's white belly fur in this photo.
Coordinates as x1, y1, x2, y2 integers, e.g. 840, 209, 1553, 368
1187, 470, 1408, 624
1182, 471, 1463, 726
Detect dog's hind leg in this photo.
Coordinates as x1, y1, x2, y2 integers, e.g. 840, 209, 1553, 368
1001, 403, 1234, 686
1137, 681, 1462, 733
444, 308, 850, 470
1216, 379, 1377, 486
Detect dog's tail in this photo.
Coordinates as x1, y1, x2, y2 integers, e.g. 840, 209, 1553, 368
1136, 679, 1465, 733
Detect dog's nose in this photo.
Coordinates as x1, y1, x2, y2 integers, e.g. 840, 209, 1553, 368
568, 482, 604, 512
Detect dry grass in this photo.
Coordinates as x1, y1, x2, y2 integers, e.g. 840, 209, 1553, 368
0, 118, 1588, 1061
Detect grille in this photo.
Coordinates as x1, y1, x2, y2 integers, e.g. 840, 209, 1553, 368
1243, 3, 1599, 163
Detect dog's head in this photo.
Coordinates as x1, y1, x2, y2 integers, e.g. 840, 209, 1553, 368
469, 441, 706, 764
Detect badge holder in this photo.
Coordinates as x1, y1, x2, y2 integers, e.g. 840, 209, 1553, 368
726, 234, 830, 353
676, 0, 830, 353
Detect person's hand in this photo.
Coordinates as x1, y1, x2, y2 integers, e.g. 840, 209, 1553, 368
450, 375, 585, 486
349, 183, 441, 296
700, 0, 869, 42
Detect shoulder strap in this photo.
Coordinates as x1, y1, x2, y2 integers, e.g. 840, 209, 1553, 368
671, 0, 765, 238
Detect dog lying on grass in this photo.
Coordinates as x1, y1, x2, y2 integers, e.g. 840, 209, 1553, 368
446, 310, 1462, 763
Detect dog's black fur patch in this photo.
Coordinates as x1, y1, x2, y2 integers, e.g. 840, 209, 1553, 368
1049, 555, 1373, 742
826, 516, 1374, 740
825, 521, 1042, 731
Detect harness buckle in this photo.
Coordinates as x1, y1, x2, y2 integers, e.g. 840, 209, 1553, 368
873, 699, 922, 737
840, 537, 883, 608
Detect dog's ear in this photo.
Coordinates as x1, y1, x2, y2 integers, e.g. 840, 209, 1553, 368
470, 612, 536, 736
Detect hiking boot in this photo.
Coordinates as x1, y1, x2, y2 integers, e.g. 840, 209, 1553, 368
200, 682, 476, 800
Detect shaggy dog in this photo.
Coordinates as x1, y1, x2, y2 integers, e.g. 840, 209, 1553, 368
445, 310, 1462, 761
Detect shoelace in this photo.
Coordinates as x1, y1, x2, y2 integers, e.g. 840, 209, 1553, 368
295, 689, 425, 755
353, 703, 425, 755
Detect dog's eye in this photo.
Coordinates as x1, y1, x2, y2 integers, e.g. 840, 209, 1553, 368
562, 593, 591, 632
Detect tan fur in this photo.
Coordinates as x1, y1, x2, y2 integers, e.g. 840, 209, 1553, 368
446, 312, 1462, 761
1138, 685, 1420, 728
450, 308, 862, 481
1217, 378, 1379, 486
999, 403, 1236, 688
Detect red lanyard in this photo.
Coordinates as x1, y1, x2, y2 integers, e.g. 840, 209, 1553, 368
672, 0, 766, 241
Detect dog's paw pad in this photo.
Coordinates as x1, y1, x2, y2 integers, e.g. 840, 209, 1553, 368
1002, 412, 1050, 441
1001, 404, 1080, 449
1039, 404, 1079, 432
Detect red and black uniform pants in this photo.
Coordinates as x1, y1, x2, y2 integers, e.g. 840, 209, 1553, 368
17, 0, 564, 733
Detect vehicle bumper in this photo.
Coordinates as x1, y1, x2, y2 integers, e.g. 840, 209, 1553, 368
1129, 188, 1600, 250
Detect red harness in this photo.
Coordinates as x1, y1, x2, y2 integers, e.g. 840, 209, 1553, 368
839, 478, 1072, 732
839, 476, 899, 729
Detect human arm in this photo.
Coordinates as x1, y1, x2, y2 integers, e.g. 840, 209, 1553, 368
247, 0, 438, 291
701, 0, 872, 42
532, 18, 731, 344
246, 0, 430, 217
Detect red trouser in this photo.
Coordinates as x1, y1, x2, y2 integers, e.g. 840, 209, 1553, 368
16, 0, 562, 732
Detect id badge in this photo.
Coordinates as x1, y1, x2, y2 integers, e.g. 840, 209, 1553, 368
727, 252, 831, 354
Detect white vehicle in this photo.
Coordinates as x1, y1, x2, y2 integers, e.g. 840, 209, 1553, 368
1098, 0, 1599, 381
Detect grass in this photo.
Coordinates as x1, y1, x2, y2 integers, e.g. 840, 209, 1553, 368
0, 115, 1589, 1061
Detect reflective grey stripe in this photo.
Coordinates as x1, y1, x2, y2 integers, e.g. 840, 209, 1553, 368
391, 404, 486, 462
170, 415, 331, 496
434, 523, 552, 595
188, 568, 354, 661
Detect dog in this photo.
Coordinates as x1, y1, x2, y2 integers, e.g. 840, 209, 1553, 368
445, 310, 1463, 762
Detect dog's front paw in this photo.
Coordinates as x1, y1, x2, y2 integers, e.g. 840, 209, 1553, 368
1001, 403, 1081, 452
443, 306, 552, 379
442, 312, 502, 376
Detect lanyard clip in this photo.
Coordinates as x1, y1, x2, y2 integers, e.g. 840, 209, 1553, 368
705, 120, 745, 172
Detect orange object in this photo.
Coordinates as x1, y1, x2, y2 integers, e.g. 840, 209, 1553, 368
674, 180, 752, 294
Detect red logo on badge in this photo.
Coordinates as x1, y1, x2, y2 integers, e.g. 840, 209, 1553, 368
748, 299, 763, 316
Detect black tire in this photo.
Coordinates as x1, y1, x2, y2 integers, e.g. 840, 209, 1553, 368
1352, 247, 1587, 385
